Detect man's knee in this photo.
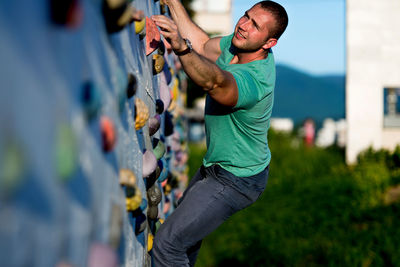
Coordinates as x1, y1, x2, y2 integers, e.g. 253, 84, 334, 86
154, 222, 181, 254
153, 223, 190, 266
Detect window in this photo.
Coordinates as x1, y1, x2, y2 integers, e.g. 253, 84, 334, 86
383, 87, 400, 127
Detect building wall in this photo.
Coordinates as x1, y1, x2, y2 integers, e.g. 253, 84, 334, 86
346, 0, 400, 163
191, 0, 233, 36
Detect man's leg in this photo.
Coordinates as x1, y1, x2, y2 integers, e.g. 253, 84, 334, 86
152, 166, 258, 267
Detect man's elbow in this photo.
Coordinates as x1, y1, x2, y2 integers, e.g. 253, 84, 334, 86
203, 81, 217, 92
207, 86, 238, 107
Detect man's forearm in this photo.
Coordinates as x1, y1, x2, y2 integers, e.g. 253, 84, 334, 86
178, 51, 237, 107
151, 14, 236, 106
180, 52, 221, 89
166, 0, 210, 53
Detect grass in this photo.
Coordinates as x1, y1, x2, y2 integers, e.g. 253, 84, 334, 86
187, 131, 400, 267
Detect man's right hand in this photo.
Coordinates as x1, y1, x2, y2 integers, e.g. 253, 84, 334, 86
151, 15, 187, 54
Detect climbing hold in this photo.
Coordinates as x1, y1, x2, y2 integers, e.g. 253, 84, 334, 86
160, 0, 168, 14
87, 243, 118, 267
102, 0, 135, 33
157, 40, 166, 55
119, 168, 137, 187
155, 165, 161, 181
148, 114, 161, 136
1, 139, 26, 197
159, 75, 171, 112
155, 99, 164, 115
171, 77, 180, 101
81, 81, 102, 121
158, 158, 169, 183
134, 17, 145, 36
169, 67, 175, 77
163, 198, 170, 214
134, 98, 149, 130
147, 233, 154, 252
50, 0, 83, 28
142, 150, 157, 178
126, 73, 137, 99
164, 111, 174, 137
126, 190, 142, 211
164, 183, 172, 195
109, 204, 123, 249
163, 63, 172, 85
55, 123, 78, 180
168, 98, 177, 112
145, 17, 161, 56
145, 166, 159, 190
155, 218, 164, 233
152, 54, 165, 75
125, 185, 137, 198
100, 116, 117, 152
147, 184, 162, 206
152, 138, 165, 160
147, 205, 158, 220
135, 213, 147, 235
161, 178, 168, 188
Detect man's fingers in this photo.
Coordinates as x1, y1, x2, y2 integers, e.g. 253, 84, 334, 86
159, 30, 172, 39
152, 18, 178, 35
151, 15, 175, 27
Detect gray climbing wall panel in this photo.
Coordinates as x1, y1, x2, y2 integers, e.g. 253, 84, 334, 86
0, 0, 189, 266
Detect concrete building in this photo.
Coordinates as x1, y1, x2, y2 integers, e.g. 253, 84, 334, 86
191, 0, 233, 36
346, 0, 400, 164
270, 118, 294, 133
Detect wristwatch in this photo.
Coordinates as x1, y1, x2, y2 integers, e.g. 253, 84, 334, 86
174, 38, 193, 56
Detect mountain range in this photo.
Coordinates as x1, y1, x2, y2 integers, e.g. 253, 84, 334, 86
273, 64, 345, 126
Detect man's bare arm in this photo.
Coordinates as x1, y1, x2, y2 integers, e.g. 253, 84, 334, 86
154, 0, 222, 61
152, 15, 238, 107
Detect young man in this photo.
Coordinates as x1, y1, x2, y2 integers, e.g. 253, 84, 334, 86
151, 1, 288, 266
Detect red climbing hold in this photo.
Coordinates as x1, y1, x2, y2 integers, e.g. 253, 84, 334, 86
146, 16, 161, 56
101, 116, 116, 152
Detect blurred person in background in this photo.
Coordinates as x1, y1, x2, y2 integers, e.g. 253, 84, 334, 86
152, 1, 288, 266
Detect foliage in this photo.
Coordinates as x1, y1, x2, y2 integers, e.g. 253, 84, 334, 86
187, 131, 400, 267
181, 0, 195, 19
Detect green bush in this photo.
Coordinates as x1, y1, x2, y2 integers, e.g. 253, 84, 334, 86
188, 131, 400, 267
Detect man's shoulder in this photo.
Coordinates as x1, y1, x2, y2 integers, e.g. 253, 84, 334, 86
219, 34, 234, 52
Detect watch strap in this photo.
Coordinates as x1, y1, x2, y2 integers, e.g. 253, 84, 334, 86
174, 39, 192, 56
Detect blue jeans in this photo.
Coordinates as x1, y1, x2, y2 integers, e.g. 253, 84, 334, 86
153, 164, 269, 267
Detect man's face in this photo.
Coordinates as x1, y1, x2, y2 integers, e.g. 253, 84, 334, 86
232, 4, 276, 51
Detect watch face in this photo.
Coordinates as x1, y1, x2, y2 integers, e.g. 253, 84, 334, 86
186, 39, 192, 50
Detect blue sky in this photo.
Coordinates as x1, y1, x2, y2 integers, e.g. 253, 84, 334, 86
233, 0, 346, 76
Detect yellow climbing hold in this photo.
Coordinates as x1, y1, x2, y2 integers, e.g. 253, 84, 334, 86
135, 18, 145, 35
153, 54, 165, 75
126, 189, 142, 211
134, 98, 149, 130
119, 168, 137, 187
147, 233, 154, 252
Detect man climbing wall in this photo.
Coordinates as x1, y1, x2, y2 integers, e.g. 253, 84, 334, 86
151, 1, 288, 266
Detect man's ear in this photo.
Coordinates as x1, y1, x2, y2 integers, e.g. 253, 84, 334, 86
262, 38, 277, 50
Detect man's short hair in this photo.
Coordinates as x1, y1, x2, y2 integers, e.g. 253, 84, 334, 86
256, 1, 288, 40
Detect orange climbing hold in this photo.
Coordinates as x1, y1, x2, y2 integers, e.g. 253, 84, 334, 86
100, 116, 116, 152
146, 17, 161, 56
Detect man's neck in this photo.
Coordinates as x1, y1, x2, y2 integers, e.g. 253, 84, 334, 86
230, 48, 268, 64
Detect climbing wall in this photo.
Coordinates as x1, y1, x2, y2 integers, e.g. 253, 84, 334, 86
0, 0, 189, 266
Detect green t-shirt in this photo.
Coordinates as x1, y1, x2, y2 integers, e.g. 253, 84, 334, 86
202, 34, 275, 177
